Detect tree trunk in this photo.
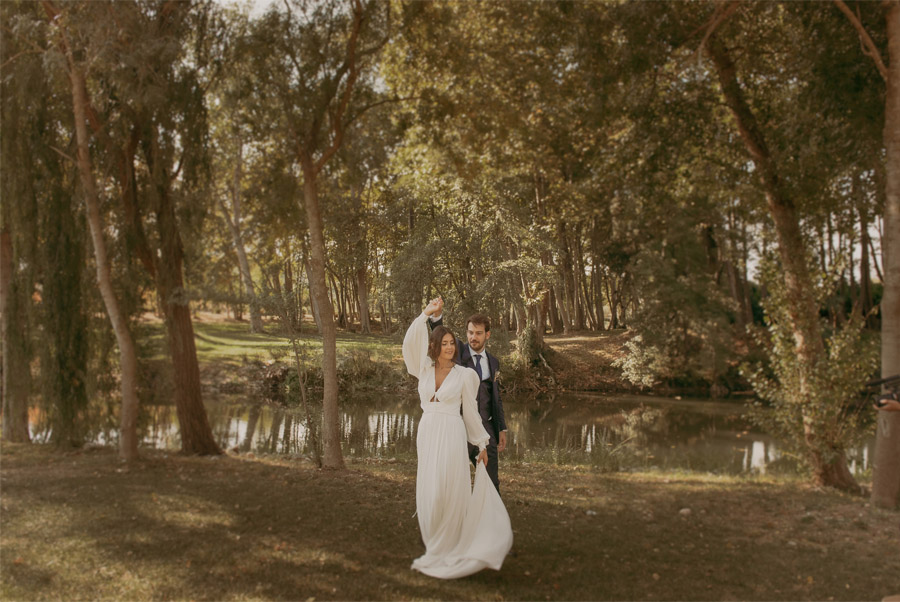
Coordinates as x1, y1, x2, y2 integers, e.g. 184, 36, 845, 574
220, 136, 263, 333
0, 226, 29, 443
557, 222, 575, 333
872, 0, 900, 509
605, 275, 618, 329
63, 37, 139, 461
855, 174, 875, 326
305, 258, 323, 333
548, 285, 563, 333
592, 262, 606, 330
149, 139, 220, 456
357, 267, 371, 334
708, 35, 857, 492
300, 156, 343, 470
284, 241, 298, 331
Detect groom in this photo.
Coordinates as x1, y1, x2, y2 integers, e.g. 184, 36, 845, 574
429, 298, 508, 493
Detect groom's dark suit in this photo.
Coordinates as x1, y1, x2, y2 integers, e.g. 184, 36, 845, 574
430, 316, 507, 493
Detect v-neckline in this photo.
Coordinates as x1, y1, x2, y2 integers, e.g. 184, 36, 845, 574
434, 364, 453, 392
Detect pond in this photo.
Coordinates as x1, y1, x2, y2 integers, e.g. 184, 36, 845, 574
31, 392, 876, 476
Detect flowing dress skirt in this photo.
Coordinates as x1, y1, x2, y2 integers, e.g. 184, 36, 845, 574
412, 407, 513, 579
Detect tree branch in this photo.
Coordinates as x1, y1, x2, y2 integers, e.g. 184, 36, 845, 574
688, 0, 742, 63
833, 0, 889, 81
49, 144, 76, 163
314, 0, 364, 174
343, 94, 421, 128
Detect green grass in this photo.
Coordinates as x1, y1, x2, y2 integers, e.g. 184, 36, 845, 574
140, 319, 400, 368
2, 443, 898, 601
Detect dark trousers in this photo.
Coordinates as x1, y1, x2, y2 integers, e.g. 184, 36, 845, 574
468, 441, 500, 495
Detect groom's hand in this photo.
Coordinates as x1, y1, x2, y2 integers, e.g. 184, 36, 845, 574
424, 297, 441, 316
498, 431, 507, 453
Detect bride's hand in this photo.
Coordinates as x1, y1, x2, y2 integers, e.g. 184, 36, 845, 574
477, 448, 488, 466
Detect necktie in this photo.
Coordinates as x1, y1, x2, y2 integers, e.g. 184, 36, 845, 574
472, 354, 483, 380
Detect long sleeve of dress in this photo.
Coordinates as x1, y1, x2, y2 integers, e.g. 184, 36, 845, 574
403, 312, 431, 378
461, 368, 490, 451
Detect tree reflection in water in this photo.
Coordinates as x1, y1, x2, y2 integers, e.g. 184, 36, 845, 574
28, 393, 875, 475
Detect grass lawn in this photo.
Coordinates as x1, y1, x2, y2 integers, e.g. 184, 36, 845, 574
139, 316, 403, 392
2, 443, 898, 601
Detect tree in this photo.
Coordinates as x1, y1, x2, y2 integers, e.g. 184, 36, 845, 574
42, 0, 141, 459
699, 3, 863, 490
209, 13, 266, 333
245, 0, 398, 468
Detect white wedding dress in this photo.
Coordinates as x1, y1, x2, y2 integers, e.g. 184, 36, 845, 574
402, 313, 514, 579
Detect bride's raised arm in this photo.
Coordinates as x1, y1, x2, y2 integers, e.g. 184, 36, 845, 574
402, 298, 441, 378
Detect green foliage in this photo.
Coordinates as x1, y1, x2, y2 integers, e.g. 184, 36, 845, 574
743, 258, 879, 469
614, 226, 741, 392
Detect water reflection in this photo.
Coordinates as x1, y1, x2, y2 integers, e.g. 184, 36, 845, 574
30, 392, 875, 475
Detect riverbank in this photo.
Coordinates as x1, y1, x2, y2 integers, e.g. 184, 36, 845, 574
2, 442, 897, 601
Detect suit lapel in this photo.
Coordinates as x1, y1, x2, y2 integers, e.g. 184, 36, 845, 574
458, 343, 471, 368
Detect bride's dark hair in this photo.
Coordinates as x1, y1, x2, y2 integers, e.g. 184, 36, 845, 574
428, 326, 457, 362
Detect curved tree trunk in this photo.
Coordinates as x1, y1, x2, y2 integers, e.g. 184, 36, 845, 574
872, 0, 900, 509
708, 35, 858, 492
62, 39, 139, 461
300, 156, 343, 470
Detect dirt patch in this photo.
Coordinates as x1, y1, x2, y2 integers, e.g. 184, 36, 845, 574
542, 330, 637, 392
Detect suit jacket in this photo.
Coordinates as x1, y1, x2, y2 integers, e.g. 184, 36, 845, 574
430, 316, 507, 441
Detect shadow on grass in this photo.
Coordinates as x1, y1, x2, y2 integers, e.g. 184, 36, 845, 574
2, 444, 898, 601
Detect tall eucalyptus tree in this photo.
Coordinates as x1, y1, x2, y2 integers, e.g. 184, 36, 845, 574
243, 0, 406, 469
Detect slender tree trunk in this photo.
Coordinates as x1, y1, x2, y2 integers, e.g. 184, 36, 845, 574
557, 222, 575, 333
357, 267, 371, 334
605, 275, 618, 329
726, 259, 747, 330
872, 0, 900, 509
0, 226, 29, 443
305, 258, 322, 333
592, 262, 606, 330
548, 286, 563, 333
64, 49, 139, 460
219, 136, 263, 333
709, 35, 857, 491
856, 176, 874, 325
284, 251, 297, 330
300, 156, 343, 470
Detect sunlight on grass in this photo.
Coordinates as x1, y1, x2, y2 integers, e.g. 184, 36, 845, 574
140, 320, 400, 368
3, 444, 899, 601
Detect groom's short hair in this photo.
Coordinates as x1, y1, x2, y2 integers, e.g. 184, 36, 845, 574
466, 314, 491, 332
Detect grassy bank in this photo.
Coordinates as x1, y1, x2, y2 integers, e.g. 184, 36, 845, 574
2, 443, 898, 601
140, 315, 637, 395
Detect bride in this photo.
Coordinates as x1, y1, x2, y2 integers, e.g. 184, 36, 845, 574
402, 298, 513, 579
